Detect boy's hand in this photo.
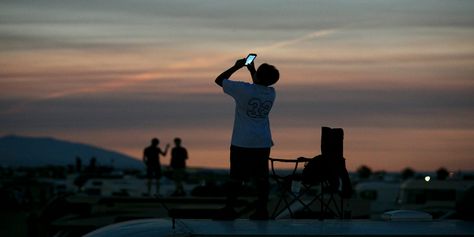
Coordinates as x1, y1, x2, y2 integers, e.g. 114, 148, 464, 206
246, 61, 256, 72
214, 58, 248, 87
234, 58, 246, 68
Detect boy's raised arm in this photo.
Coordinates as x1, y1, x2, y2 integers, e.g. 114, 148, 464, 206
215, 58, 246, 87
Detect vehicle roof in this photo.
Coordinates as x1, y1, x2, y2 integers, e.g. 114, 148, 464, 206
400, 179, 474, 190
85, 218, 474, 237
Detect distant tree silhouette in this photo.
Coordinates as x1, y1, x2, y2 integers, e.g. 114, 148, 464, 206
436, 167, 449, 180
356, 165, 372, 179
401, 167, 415, 180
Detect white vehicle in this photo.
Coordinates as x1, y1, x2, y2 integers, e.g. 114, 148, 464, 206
398, 179, 474, 218
354, 181, 401, 216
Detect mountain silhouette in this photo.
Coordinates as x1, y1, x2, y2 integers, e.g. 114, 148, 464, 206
0, 135, 143, 169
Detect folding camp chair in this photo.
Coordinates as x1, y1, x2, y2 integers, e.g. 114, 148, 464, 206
269, 156, 315, 218
269, 127, 351, 219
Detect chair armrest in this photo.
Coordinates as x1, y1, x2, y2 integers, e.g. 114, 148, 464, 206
297, 157, 312, 162
269, 157, 299, 163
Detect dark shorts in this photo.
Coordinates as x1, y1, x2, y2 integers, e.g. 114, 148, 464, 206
230, 145, 270, 180
146, 165, 162, 180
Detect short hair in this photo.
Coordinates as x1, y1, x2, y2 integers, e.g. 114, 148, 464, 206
256, 63, 279, 86
151, 138, 159, 145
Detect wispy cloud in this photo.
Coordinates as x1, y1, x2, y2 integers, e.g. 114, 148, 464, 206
257, 29, 337, 51
2, 29, 337, 107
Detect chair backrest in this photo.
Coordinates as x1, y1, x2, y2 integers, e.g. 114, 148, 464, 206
302, 127, 352, 197
321, 126, 343, 158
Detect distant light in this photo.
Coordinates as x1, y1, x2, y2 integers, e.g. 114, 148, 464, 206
424, 176, 431, 182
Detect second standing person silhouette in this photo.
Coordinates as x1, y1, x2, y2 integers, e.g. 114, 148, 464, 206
143, 138, 169, 196
170, 137, 189, 196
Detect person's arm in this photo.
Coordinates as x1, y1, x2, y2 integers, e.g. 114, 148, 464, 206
215, 58, 246, 87
160, 144, 170, 156
143, 150, 147, 164
246, 61, 256, 79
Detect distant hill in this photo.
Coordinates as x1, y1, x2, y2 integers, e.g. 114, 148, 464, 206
0, 135, 143, 169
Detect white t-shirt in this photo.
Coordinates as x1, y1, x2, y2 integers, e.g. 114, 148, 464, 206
223, 79, 276, 148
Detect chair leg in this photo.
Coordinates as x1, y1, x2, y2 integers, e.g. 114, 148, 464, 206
271, 196, 284, 218
272, 190, 296, 218
318, 182, 347, 220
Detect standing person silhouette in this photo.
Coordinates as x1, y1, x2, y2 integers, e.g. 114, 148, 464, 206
143, 138, 169, 196
170, 137, 188, 196
214, 56, 279, 220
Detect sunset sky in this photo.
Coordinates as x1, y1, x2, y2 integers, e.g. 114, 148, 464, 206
1, 0, 473, 172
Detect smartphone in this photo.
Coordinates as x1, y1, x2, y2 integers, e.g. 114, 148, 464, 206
245, 53, 257, 65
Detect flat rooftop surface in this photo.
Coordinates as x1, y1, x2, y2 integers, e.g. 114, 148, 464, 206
178, 219, 474, 236
85, 218, 474, 236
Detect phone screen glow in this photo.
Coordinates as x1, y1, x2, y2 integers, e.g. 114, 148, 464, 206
245, 55, 256, 65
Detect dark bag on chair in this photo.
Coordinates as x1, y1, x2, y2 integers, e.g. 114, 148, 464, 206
302, 155, 328, 185
302, 155, 352, 197
302, 155, 340, 192
302, 127, 353, 197
339, 158, 352, 198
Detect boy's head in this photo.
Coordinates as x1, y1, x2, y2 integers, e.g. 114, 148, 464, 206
174, 137, 182, 146
254, 63, 279, 86
151, 138, 159, 146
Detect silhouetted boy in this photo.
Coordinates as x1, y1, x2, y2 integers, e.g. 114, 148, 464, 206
170, 137, 188, 196
215, 56, 279, 220
143, 138, 169, 196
